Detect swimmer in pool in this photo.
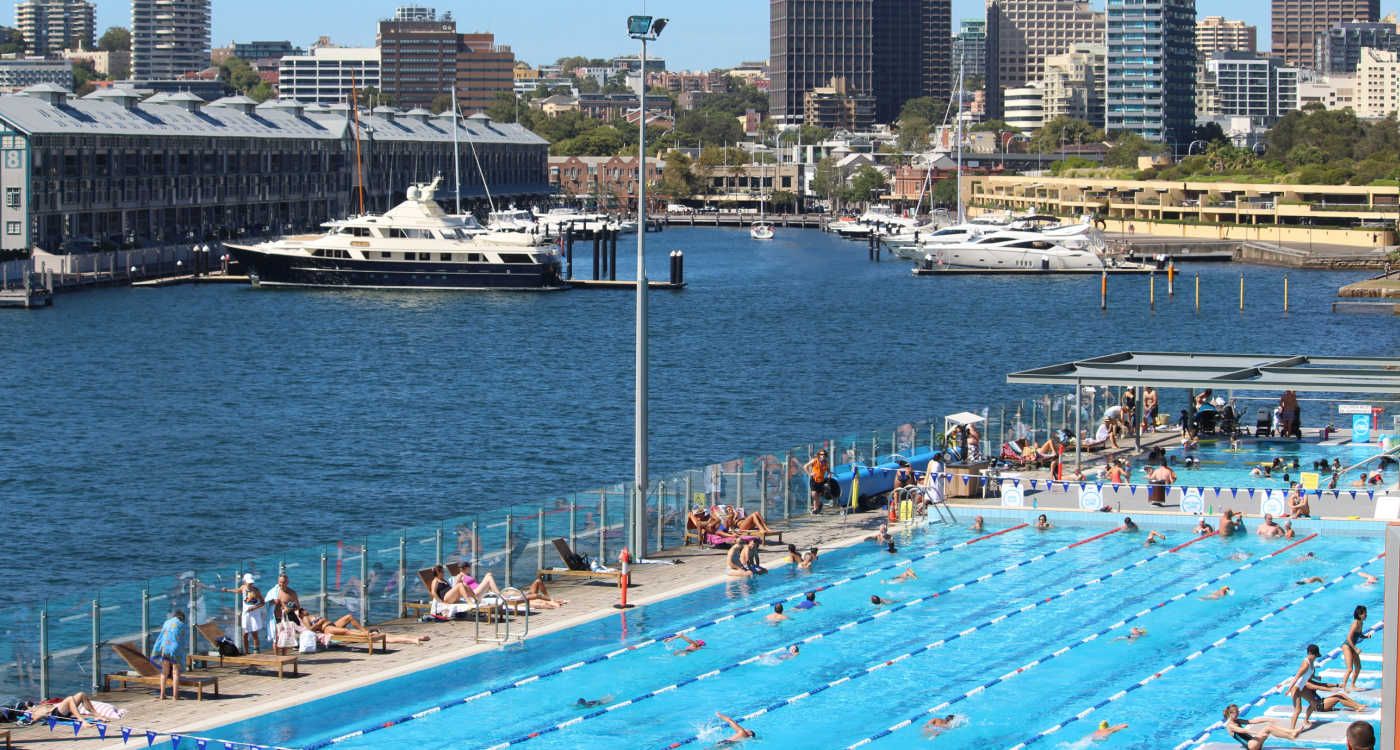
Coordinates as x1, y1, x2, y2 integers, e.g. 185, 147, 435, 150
885, 541, 899, 554
1195, 519, 1215, 536
1358, 571, 1378, 585
1114, 627, 1147, 642
1292, 552, 1316, 564
1144, 530, 1166, 546
1121, 516, 1139, 532
794, 591, 819, 610
885, 568, 917, 584
664, 633, 706, 655
1296, 576, 1324, 585
871, 595, 896, 606
766, 603, 788, 623
715, 712, 755, 744
1229, 551, 1250, 561
575, 695, 613, 708
873, 524, 892, 545
970, 515, 984, 532
923, 714, 958, 738
1202, 586, 1232, 600
775, 644, 800, 661
1035, 514, 1052, 530
1090, 720, 1128, 741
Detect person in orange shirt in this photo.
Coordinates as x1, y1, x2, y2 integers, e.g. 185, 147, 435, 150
803, 449, 831, 514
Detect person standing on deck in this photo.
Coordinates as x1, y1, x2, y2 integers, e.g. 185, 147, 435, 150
804, 449, 831, 514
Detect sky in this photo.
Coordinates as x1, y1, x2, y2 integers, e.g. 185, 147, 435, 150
94, 1, 1302, 71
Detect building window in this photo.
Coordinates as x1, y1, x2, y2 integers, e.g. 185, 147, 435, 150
4, 187, 17, 208
6, 221, 20, 235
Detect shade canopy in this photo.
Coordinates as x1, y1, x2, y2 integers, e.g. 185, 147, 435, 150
945, 411, 986, 426
1006, 351, 1400, 395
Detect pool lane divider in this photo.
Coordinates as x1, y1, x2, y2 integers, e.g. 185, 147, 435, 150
841, 533, 1319, 748
1173, 621, 1385, 750
1005, 550, 1385, 750
1168, 531, 1216, 553
298, 523, 1029, 750
659, 528, 1223, 750
482, 526, 1124, 750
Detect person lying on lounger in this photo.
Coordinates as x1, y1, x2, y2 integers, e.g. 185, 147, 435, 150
292, 608, 430, 645
22, 692, 99, 724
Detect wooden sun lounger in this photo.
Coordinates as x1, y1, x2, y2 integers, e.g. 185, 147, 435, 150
189, 623, 298, 678
105, 643, 219, 701
1, 728, 9, 749
412, 567, 508, 622
326, 631, 387, 655
538, 539, 622, 582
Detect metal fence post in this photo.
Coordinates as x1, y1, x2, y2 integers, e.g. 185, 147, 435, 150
232, 567, 243, 648
319, 550, 328, 619
504, 513, 514, 588
185, 581, 196, 664
434, 527, 443, 568
656, 481, 666, 552
536, 507, 546, 576
569, 500, 577, 551
397, 535, 406, 620
758, 462, 768, 520
783, 452, 792, 519
737, 467, 744, 509
598, 491, 608, 562
685, 473, 694, 514
871, 434, 878, 463
140, 589, 150, 656
470, 521, 479, 579
90, 598, 100, 694
38, 606, 48, 700
359, 540, 369, 625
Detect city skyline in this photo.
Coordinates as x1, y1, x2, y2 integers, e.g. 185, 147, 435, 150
83, 0, 1310, 72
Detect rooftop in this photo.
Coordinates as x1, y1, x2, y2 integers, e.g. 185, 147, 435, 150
1007, 351, 1400, 394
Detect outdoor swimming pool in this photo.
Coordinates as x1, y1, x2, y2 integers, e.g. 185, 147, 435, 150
176, 510, 1384, 750
1166, 437, 1390, 490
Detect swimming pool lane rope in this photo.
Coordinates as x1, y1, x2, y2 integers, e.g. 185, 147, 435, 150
659, 531, 1316, 750
837, 532, 1320, 748
298, 523, 1028, 750
1005, 550, 1385, 750
1173, 620, 1385, 749
485, 526, 1125, 750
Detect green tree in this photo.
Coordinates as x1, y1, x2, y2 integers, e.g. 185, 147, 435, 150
844, 164, 888, 204
898, 96, 945, 124
430, 93, 454, 114
485, 91, 519, 122
218, 57, 264, 97
0, 26, 24, 56
71, 59, 99, 96
971, 119, 1010, 133
555, 56, 590, 74
657, 150, 699, 199
768, 189, 797, 211
98, 26, 130, 52
1104, 131, 1165, 168
248, 81, 275, 103
1031, 117, 1103, 152
897, 114, 931, 152
354, 86, 393, 108
811, 156, 842, 205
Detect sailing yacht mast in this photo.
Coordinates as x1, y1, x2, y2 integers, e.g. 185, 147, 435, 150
955, 53, 965, 225
451, 92, 462, 215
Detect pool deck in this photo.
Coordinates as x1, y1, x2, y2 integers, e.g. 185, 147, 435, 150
17, 430, 1390, 749
16, 510, 893, 750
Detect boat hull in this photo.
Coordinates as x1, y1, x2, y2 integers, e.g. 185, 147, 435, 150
227, 246, 566, 291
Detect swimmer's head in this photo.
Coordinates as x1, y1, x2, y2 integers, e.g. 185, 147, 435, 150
773, 603, 783, 614
886, 541, 897, 553
871, 595, 883, 605
789, 644, 800, 654
694, 640, 706, 648
804, 591, 816, 601
1099, 721, 1110, 730
1307, 644, 1321, 657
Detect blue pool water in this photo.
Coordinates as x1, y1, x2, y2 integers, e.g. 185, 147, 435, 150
187, 512, 1385, 749
1167, 438, 1390, 490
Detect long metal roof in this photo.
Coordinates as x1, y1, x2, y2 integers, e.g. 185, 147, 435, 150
1006, 351, 1400, 394
0, 91, 546, 146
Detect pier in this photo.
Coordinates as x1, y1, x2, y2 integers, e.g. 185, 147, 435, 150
660, 211, 825, 229
0, 269, 52, 308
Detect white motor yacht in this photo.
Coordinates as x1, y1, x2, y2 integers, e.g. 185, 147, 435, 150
925, 226, 1110, 272
750, 221, 775, 240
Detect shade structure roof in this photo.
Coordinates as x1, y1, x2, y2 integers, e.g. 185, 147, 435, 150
1006, 352, 1400, 395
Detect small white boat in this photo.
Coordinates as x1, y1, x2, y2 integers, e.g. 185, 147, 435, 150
750, 222, 775, 240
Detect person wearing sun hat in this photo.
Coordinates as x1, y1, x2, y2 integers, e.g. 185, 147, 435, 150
222, 573, 266, 653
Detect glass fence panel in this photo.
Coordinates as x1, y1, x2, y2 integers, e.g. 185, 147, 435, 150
94, 576, 148, 690
364, 531, 403, 626
603, 485, 626, 565
540, 497, 572, 571
320, 538, 364, 625
0, 603, 41, 699
568, 493, 600, 567
475, 511, 508, 587
403, 524, 440, 612
46, 595, 92, 696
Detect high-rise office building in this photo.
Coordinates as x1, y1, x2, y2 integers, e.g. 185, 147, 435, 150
1271, 0, 1378, 69
1355, 46, 1400, 117
16, 0, 94, 56
769, 0, 950, 126
985, 0, 1104, 119
1196, 53, 1301, 120
953, 19, 987, 80
1041, 42, 1106, 127
1106, 0, 1196, 145
131, 0, 212, 80
278, 46, 381, 105
379, 7, 514, 112
1196, 16, 1257, 58
1315, 21, 1400, 74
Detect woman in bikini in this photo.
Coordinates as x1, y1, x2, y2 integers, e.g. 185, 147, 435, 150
1223, 703, 1303, 749
294, 608, 430, 645
1342, 605, 1368, 690
1287, 643, 1364, 729
726, 543, 751, 577
24, 692, 99, 724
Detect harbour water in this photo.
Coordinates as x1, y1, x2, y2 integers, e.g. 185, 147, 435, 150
1, 227, 1394, 611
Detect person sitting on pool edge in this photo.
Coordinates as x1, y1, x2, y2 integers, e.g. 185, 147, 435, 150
1287, 484, 1311, 519
1288, 644, 1366, 730
1223, 703, 1304, 749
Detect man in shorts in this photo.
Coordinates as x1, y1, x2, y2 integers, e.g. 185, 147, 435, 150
804, 449, 831, 514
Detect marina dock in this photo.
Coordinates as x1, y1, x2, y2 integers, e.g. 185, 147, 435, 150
131, 273, 249, 288
569, 279, 685, 290
0, 270, 52, 308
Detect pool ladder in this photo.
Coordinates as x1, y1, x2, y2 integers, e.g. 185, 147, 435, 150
892, 486, 957, 526
474, 587, 530, 645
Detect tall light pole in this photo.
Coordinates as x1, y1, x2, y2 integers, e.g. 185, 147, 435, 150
627, 14, 667, 558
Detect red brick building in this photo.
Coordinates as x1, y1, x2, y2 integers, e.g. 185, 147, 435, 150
549, 156, 663, 209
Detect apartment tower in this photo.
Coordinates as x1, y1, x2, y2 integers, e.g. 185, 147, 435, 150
985, 0, 1104, 119
131, 0, 211, 80
378, 7, 514, 113
1106, 0, 1196, 145
16, 0, 94, 56
1271, 0, 1379, 68
1196, 16, 1257, 58
770, 0, 950, 126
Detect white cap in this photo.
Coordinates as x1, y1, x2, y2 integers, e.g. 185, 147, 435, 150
242, 573, 255, 585
1213, 397, 1226, 407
